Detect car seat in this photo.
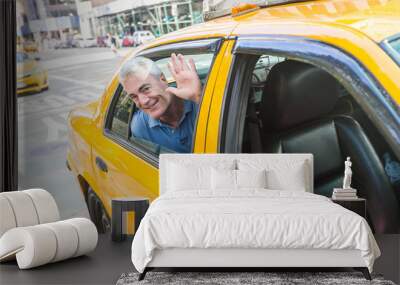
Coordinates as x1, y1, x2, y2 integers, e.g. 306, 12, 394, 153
259, 60, 400, 233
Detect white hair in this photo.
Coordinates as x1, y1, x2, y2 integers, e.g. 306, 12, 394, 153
119, 56, 162, 82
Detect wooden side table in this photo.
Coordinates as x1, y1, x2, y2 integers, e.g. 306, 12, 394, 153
111, 197, 149, 242
331, 198, 366, 218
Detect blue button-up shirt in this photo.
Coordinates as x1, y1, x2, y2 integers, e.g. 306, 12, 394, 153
130, 100, 198, 153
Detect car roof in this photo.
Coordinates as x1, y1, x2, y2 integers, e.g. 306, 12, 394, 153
150, 0, 399, 45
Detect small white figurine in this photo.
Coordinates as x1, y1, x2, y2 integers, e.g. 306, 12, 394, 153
343, 157, 352, 189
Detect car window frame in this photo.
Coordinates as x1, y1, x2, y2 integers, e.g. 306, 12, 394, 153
220, 36, 400, 159
380, 33, 400, 67
103, 38, 223, 167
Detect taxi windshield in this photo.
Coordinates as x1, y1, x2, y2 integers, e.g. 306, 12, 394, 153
382, 34, 400, 67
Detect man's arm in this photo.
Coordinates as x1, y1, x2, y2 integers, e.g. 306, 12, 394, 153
166, 53, 202, 104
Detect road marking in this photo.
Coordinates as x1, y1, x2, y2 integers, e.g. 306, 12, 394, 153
42, 96, 76, 108
49, 74, 106, 89
65, 88, 102, 99
29, 140, 69, 157
18, 101, 95, 118
50, 59, 119, 74
42, 116, 68, 142
18, 88, 100, 118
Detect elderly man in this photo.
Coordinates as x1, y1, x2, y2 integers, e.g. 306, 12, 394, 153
119, 53, 201, 153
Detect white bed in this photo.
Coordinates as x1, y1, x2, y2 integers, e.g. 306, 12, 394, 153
131, 154, 380, 280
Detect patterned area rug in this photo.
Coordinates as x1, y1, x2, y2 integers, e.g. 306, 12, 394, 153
116, 271, 395, 285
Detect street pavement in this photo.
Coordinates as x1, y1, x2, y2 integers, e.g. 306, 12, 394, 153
42, 47, 132, 70
18, 47, 131, 219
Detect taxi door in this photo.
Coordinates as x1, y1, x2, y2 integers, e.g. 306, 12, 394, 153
204, 39, 236, 153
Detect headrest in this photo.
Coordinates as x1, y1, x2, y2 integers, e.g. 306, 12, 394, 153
261, 60, 340, 131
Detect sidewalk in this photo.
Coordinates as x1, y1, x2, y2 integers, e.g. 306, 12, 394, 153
42, 48, 132, 70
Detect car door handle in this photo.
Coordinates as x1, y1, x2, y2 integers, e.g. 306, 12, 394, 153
95, 156, 108, 173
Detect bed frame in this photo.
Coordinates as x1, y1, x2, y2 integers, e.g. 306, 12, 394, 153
138, 154, 372, 281
139, 248, 371, 280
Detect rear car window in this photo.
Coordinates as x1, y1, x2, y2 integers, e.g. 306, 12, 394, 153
109, 89, 133, 139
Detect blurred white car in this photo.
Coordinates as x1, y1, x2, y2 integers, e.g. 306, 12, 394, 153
74, 36, 97, 48
133, 31, 155, 46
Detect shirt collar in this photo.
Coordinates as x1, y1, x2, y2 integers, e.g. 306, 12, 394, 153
148, 100, 194, 128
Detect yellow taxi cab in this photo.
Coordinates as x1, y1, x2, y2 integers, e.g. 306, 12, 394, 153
17, 37, 40, 53
22, 41, 39, 53
17, 51, 49, 95
67, 0, 400, 233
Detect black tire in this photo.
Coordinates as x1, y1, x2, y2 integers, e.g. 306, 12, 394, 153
100, 206, 111, 233
87, 187, 110, 233
87, 188, 98, 222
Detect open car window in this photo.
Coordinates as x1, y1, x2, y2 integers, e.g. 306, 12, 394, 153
155, 53, 214, 86
251, 55, 285, 104
127, 52, 214, 155
105, 42, 218, 161
222, 40, 400, 232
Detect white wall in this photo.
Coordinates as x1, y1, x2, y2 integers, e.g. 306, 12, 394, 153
77, 1, 95, 38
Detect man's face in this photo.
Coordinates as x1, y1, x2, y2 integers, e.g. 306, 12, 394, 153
122, 73, 172, 120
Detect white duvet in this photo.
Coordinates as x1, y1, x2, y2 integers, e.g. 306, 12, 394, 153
131, 190, 380, 273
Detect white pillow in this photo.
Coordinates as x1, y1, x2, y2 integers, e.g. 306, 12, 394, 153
267, 167, 306, 191
211, 168, 236, 190
211, 168, 268, 190
167, 160, 235, 191
237, 169, 267, 189
238, 159, 308, 192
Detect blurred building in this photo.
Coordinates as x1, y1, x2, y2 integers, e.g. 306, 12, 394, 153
78, 0, 203, 39
17, 0, 204, 47
17, 0, 80, 46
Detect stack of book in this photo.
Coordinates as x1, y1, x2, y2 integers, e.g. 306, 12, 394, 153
332, 188, 358, 200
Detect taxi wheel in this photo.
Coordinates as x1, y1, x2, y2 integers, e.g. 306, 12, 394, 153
100, 207, 111, 233
87, 187, 110, 233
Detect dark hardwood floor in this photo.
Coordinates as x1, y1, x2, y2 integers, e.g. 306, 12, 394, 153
1, 234, 398, 284
0, 233, 134, 285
